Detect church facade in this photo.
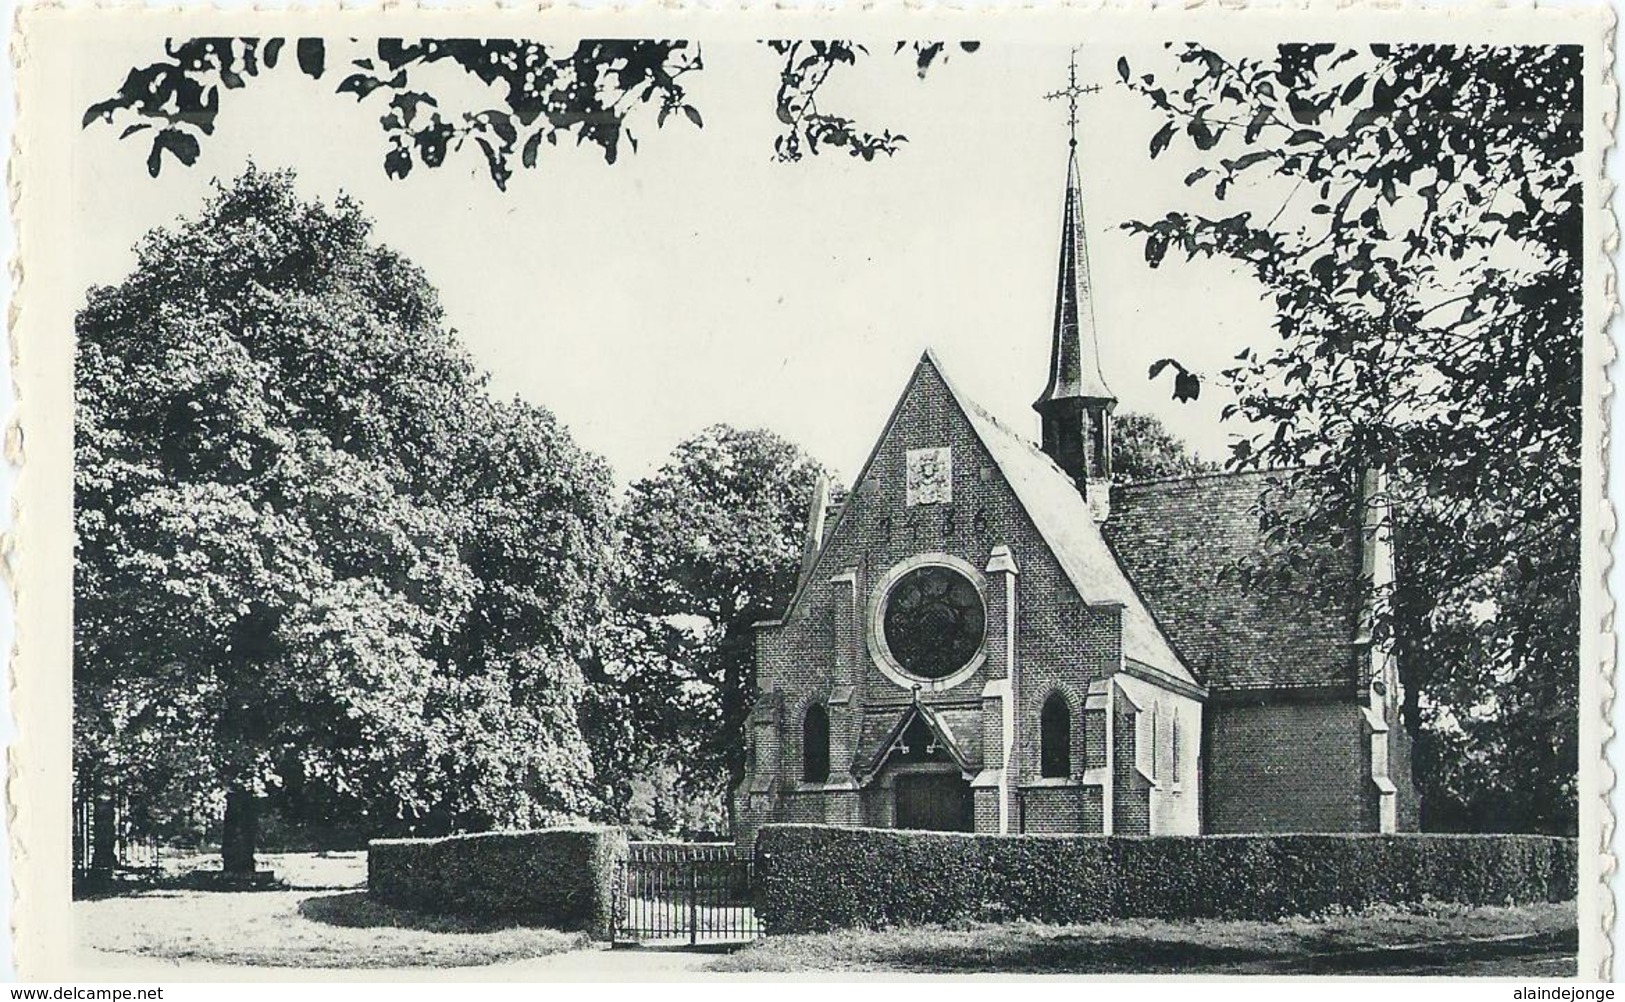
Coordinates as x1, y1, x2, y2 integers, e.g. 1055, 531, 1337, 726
733, 145, 1417, 843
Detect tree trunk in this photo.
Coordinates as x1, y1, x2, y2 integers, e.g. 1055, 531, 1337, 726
221, 784, 258, 874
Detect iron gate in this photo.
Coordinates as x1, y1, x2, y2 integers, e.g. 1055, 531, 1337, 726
613, 842, 762, 945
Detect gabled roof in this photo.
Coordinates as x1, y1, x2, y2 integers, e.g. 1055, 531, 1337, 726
1104, 469, 1362, 693
855, 701, 979, 785
927, 354, 1195, 687
770, 350, 1198, 692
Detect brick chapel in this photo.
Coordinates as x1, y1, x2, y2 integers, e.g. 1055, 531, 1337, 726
733, 137, 1418, 844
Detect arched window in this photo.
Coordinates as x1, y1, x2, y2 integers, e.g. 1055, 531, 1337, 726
1041, 692, 1071, 779
1171, 709, 1182, 784
802, 703, 830, 784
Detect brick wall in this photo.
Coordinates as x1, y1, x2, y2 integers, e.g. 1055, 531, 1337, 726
1014, 603, 1120, 787
1021, 785, 1104, 833
973, 789, 1001, 832
1205, 697, 1367, 833
1115, 673, 1201, 834
1085, 709, 1107, 770
749, 358, 1130, 832
1112, 687, 1151, 835
785, 791, 823, 825
861, 786, 891, 828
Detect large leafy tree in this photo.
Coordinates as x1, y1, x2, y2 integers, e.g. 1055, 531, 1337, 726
1111, 412, 1218, 484
75, 167, 615, 870
607, 425, 828, 832
84, 38, 975, 188
1118, 44, 1581, 832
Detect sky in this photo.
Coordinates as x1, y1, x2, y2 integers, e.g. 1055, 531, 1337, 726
69, 37, 1279, 487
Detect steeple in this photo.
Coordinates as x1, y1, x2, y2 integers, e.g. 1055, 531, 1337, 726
1035, 151, 1114, 407
1035, 54, 1116, 515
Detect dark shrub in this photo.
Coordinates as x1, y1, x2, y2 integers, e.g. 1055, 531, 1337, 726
368, 826, 629, 939
753, 825, 1578, 934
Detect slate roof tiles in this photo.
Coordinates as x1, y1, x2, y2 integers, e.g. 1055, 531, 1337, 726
1103, 469, 1363, 693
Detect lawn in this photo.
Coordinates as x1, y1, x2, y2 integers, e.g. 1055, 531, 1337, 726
148, 849, 374, 890
76, 850, 588, 969
706, 900, 1578, 975
77, 849, 1577, 975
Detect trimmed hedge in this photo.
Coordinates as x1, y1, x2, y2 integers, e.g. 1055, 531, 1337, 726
753, 824, 1578, 933
369, 826, 628, 939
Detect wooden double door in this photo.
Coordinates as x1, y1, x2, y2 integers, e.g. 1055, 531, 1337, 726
894, 772, 973, 832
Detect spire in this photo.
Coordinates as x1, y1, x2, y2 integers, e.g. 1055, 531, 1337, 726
1034, 150, 1114, 407
1035, 53, 1116, 510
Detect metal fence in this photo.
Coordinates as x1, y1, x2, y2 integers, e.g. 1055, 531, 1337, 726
613, 841, 762, 945
72, 794, 161, 879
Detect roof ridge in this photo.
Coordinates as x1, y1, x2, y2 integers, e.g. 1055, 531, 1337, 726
1114, 463, 1318, 491
771, 353, 938, 620
957, 389, 1075, 478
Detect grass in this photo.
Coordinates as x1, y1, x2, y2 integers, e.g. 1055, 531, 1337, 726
167, 849, 373, 889
706, 900, 1578, 975
78, 849, 1578, 974
76, 850, 588, 969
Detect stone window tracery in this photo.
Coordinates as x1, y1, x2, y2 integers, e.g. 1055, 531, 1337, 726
880, 565, 985, 681
866, 553, 989, 692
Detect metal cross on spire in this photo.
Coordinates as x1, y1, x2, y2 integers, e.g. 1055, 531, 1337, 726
1042, 48, 1101, 149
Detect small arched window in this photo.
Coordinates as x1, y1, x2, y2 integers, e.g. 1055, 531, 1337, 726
1041, 692, 1071, 779
802, 703, 830, 784
1171, 709, 1182, 783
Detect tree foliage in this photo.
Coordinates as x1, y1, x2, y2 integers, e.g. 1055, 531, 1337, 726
605, 425, 828, 832
1119, 44, 1581, 832
75, 167, 616, 865
85, 38, 974, 187
1111, 412, 1218, 484
765, 41, 978, 162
